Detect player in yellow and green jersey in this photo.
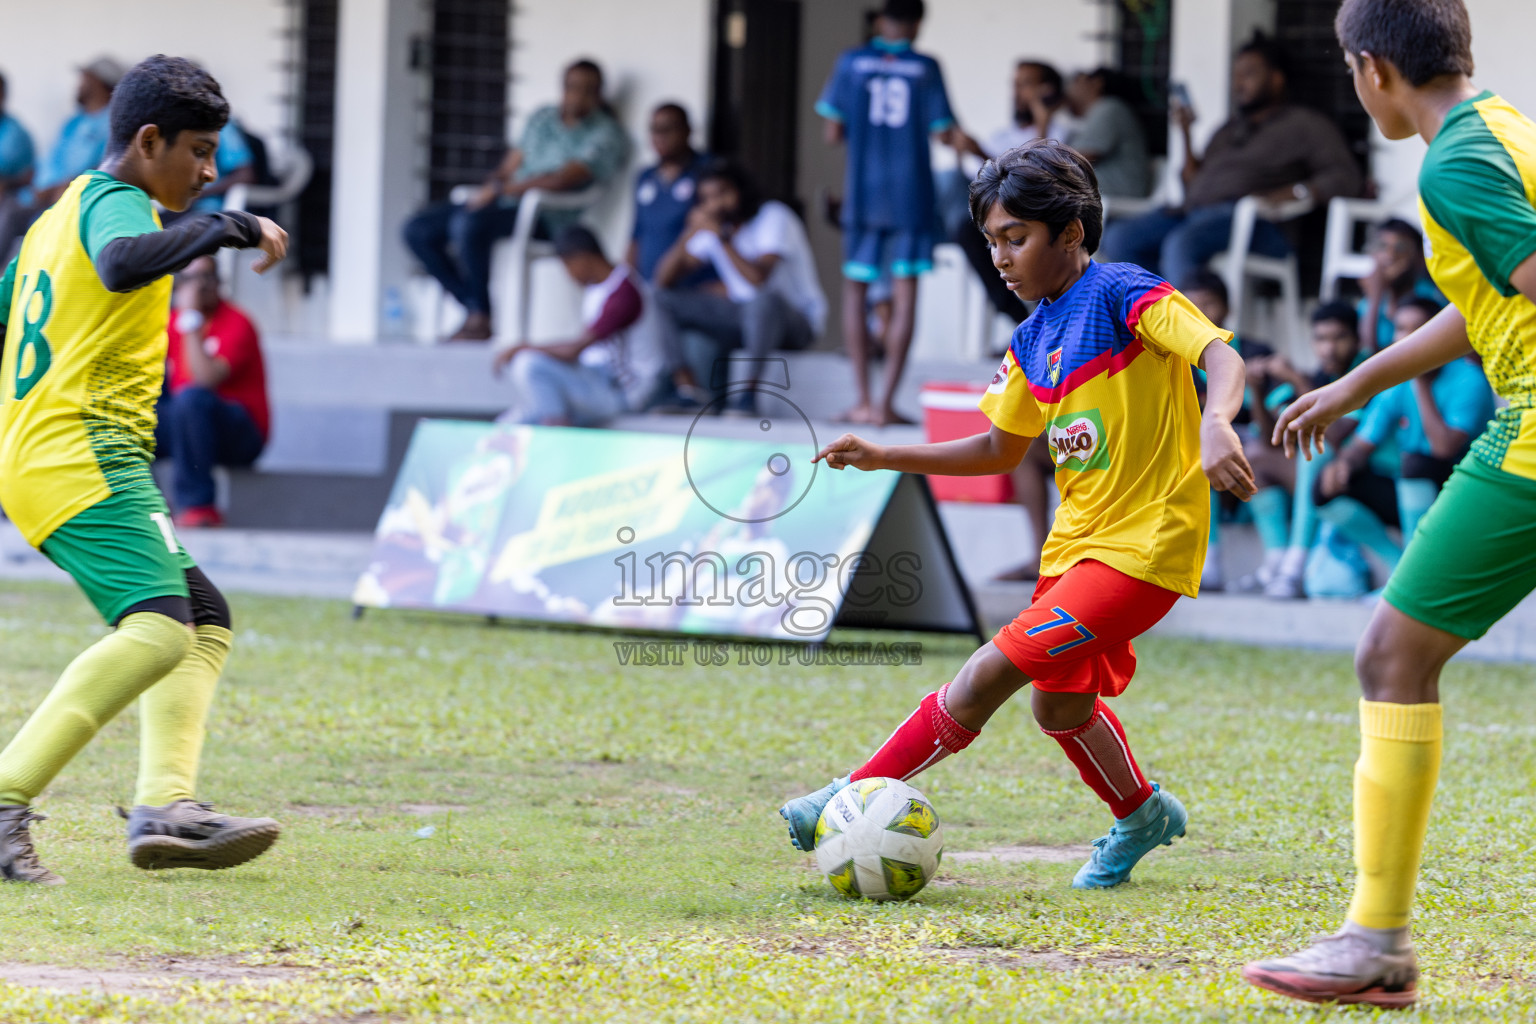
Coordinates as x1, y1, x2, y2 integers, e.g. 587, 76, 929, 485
0, 56, 288, 884
1244, 0, 1536, 1008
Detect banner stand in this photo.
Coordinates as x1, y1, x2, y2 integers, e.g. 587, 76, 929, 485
352, 421, 985, 647
831, 474, 985, 645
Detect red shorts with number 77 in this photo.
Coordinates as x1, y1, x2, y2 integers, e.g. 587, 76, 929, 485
991, 559, 1182, 696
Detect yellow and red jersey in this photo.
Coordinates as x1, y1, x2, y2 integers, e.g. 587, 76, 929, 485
978, 261, 1230, 597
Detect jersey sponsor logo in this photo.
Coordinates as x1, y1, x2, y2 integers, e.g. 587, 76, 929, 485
986, 356, 1011, 395
672, 177, 696, 202
1047, 408, 1110, 471
637, 179, 659, 205
1046, 347, 1063, 386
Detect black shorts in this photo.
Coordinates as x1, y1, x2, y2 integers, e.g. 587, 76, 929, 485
1315, 465, 1399, 528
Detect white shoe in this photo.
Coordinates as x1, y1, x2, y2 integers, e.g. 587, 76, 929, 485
1243, 923, 1417, 1008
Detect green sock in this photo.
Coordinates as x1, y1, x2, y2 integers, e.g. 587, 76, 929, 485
0, 613, 192, 806
1289, 451, 1327, 550
1319, 495, 1403, 570
1396, 478, 1439, 544
136, 625, 232, 807
1250, 486, 1290, 551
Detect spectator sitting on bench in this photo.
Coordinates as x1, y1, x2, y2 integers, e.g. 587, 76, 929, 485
159, 256, 270, 529
492, 225, 666, 426
1098, 33, 1362, 286
0, 69, 37, 261
1314, 297, 1494, 585
653, 160, 826, 416
1356, 217, 1443, 353
403, 58, 629, 342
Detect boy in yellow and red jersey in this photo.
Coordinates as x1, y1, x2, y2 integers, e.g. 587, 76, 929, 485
1245, 0, 1536, 1008
0, 56, 287, 884
779, 139, 1254, 890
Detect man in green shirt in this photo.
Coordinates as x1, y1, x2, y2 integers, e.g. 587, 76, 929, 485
402, 58, 630, 341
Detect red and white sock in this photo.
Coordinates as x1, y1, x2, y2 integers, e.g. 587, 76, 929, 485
851, 682, 979, 782
1041, 699, 1153, 820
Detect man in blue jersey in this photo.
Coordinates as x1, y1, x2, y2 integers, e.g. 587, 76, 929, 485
817, 0, 959, 426
628, 103, 709, 283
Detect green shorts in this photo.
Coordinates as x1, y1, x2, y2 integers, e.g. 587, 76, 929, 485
1383, 454, 1536, 640
40, 485, 195, 625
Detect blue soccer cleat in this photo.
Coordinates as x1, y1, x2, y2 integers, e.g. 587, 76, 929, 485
1071, 782, 1187, 889
778, 776, 850, 852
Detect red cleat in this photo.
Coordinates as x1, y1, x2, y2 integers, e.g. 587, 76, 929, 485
174, 505, 224, 529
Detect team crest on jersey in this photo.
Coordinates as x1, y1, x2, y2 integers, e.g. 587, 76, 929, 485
986, 356, 1011, 394
1047, 408, 1110, 471
1046, 347, 1064, 386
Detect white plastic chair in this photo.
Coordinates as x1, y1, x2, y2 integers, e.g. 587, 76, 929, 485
1101, 156, 1170, 221
1319, 197, 1390, 300
1211, 194, 1312, 347
220, 145, 314, 290
434, 180, 607, 344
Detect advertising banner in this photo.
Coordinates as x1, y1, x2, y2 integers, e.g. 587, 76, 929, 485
353, 420, 981, 643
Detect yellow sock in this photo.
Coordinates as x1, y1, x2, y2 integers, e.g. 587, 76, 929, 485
1347, 698, 1443, 930
0, 613, 192, 805
135, 625, 232, 807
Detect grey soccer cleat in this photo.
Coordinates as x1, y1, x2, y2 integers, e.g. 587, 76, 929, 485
0, 805, 65, 885
123, 800, 282, 871
1243, 923, 1418, 1008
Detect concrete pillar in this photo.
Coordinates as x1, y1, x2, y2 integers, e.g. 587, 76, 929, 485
327, 0, 424, 342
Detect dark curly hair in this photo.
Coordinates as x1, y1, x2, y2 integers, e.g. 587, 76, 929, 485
968, 139, 1103, 254
107, 55, 229, 156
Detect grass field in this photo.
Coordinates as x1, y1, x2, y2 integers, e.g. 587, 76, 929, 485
0, 579, 1532, 1022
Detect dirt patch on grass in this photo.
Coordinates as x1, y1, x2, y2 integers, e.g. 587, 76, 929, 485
398, 803, 469, 815
767, 937, 1169, 973
925, 946, 1168, 971
0, 956, 309, 998
287, 803, 357, 818
945, 844, 1093, 864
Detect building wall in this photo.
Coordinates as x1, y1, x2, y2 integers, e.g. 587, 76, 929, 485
0, 0, 292, 155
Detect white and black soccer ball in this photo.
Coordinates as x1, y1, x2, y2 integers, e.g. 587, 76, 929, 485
813, 777, 943, 901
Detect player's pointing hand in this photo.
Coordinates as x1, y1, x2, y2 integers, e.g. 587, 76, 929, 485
1272, 379, 1357, 460
813, 433, 885, 471
250, 216, 289, 275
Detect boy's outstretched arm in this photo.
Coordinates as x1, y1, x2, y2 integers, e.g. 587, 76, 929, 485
1198, 338, 1255, 500
1274, 303, 1474, 459
813, 424, 1032, 476
92, 212, 287, 292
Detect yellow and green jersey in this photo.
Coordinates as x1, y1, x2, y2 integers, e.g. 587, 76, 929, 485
1418, 91, 1536, 479
0, 172, 171, 545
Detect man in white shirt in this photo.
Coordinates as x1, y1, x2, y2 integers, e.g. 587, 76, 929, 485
493, 226, 666, 425
653, 160, 826, 416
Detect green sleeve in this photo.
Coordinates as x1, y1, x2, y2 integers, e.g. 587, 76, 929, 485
0, 256, 15, 328
1421, 124, 1536, 297
76, 173, 160, 266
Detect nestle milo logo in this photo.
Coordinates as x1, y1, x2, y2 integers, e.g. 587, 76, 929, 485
1047, 408, 1110, 471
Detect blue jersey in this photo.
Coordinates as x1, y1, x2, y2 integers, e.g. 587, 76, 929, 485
631, 153, 709, 281
816, 38, 955, 232
1357, 357, 1496, 457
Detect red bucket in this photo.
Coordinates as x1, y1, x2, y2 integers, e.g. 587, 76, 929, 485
919, 382, 1015, 503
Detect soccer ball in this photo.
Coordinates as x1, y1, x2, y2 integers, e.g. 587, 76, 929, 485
813, 777, 943, 901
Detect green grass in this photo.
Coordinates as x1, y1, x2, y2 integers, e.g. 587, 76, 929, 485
0, 579, 1531, 1021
